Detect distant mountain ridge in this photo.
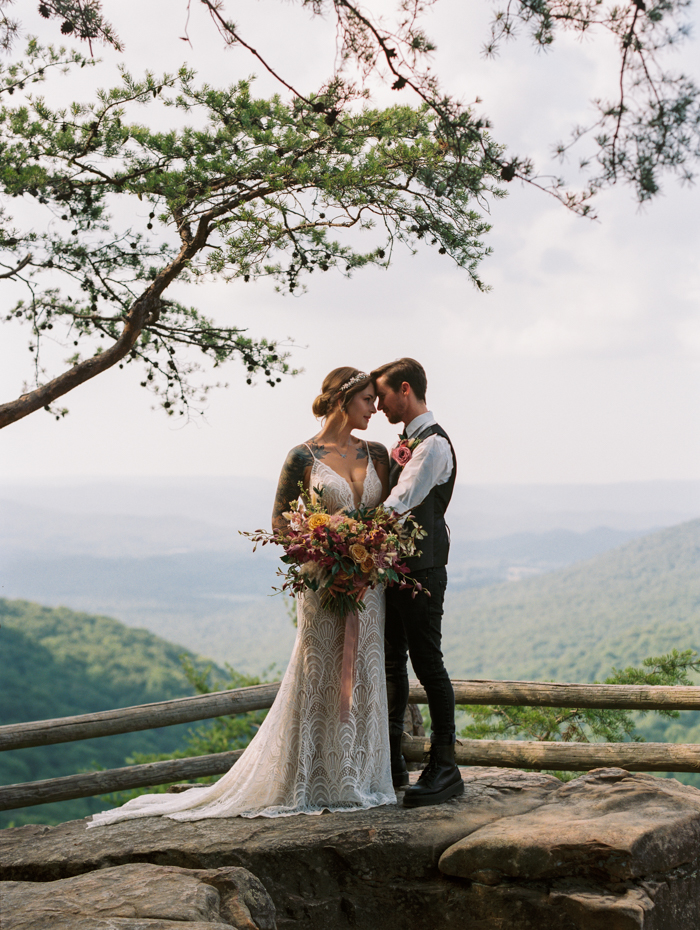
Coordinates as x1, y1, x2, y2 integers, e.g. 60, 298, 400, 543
3, 477, 700, 541
443, 518, 700, 683
0, 498, 239, 558
4, 482, 670, 671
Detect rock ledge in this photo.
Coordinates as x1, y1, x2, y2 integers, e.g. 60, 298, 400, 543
2, 767, 700, 929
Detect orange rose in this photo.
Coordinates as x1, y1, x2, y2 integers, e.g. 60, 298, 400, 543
308, 513, 331, 529
361, 557, 374, 573
350, 543, 369, 563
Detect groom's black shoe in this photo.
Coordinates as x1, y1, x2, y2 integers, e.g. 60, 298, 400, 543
402, 743, 463, 807
390, 731, 409, 790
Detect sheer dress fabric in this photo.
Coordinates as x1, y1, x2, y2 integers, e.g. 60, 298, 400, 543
89, 448, 395, 826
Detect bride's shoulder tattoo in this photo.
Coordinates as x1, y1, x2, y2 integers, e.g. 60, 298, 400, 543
307, 438, 330, 460
367, 441, 389, 469
272, 444, 314, 522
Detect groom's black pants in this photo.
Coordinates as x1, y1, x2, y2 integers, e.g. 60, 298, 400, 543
385, 565, 456, 746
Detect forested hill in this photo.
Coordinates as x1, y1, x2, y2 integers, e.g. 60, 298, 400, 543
0, 599, 223, 828
443, 518, 700, 683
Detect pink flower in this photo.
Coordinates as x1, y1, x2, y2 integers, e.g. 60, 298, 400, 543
391, 442, 412, 467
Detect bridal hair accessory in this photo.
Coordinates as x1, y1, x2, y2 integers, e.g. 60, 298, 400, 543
338, 371, 369, 393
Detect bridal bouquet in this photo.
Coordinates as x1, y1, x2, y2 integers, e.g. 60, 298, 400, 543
242, 491, 427, 617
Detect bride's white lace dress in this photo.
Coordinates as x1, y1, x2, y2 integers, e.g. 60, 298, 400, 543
89, 448, 395, 826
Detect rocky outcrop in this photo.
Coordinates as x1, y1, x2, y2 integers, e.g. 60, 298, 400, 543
439, 768, 700, 929
2, 863, 277, 930
2, 767, 700, 929
440, 767, 700, 882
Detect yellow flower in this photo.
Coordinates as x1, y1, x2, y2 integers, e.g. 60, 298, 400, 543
308, 512, 331, 529
350, 543, 369, 563
361, 557, 375, 574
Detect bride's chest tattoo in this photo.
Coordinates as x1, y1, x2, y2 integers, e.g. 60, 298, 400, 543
310, 440, 367, 480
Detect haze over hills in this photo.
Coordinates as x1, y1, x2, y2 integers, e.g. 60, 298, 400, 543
443, 518, 700, 684
0, 498, 237, 558
4, 477, 700, 540
442, 517, 700, 783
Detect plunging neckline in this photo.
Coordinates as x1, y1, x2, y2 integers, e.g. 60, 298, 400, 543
313, 454, 375, 510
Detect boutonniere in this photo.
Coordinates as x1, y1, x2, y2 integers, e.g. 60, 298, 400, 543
391, 436, 421, 468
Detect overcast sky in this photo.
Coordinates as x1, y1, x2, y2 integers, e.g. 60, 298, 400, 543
1, 0, 699, 486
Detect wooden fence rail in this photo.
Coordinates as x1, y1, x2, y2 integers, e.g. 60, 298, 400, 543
0, 682, 283, 753
5, 678, 700, 752
0, 750, 245, 811
4, 677, 700, 813
3, 736, 700, 812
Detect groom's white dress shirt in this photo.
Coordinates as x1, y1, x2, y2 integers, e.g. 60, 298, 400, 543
384, 411, 454, 514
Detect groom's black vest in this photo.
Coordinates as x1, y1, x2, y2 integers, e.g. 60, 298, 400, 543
389, 422, 456, 572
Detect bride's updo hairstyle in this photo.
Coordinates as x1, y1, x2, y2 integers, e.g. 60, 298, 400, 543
312, 367, 370, 419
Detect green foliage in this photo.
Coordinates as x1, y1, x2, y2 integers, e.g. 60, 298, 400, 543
0, 41, 503, 426
443, 522, 700, 785
0, 36, 87, 94
611, 649, 700, 690
0, 1, 18, 53
35, 2, 122, 54
100, 658, 271, 806
485, 0, 700, 203
0, 598, 202, 708
25, 0, 700, 207
157, 655, 273, 758
459, 650, 700, 746
0, 1, 697, 425
0, 598, 223, 828
461, 702, 639, 745
443, 519, 700, 685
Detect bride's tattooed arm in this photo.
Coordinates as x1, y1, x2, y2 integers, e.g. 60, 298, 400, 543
367, 441, 390, 501
272, 444, 314, 532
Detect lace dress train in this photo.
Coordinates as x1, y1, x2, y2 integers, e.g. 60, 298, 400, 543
89, 449, 395, 826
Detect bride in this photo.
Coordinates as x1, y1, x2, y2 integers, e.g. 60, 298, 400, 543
89, 367, 395, 825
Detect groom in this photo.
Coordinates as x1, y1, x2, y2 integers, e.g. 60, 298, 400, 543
371, 358, 463, 808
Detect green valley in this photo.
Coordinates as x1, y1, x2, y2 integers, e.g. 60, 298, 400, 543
442, 519, 700, 782
3, 517, 700, 827
443, 518, 700, 684
0, 599, 224, 828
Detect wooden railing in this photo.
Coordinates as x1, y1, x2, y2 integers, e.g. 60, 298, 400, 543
3, 678, 700, 812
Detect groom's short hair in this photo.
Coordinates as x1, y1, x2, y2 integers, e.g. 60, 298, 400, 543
371, 358, 427, 402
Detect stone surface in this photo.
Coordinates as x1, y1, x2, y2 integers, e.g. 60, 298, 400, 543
3, 767, 700, 929
439, 768, 700, 882
1, 863, 277, 930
